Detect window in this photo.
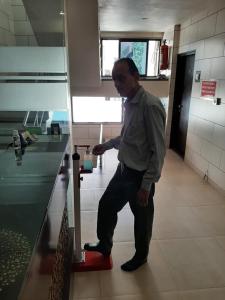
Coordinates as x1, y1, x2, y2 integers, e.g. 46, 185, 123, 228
101, 39, 160, 77
72, 96, 123, 123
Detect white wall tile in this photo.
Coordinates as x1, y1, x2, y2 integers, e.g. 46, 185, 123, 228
12, 5, 27, 21
192, 82, 201, 98
0, 10, 9, 30
111, 127, 121, 136
102, 127, 112, 138
215, 8, 225, 34
185, 146, 209, 175
186, 132, 202, 153
188, 40, 204, 60
11, 0, 23, 5
191, 10, 208, 23
28, 35, 37, 46
185, 23, 198, 44
208, 163, 225, 191
197, 13, 217, 40
181, 18, 192, 29
220, 150, 225, 172
9, 19, 14, 33
212, 124, 225, 150
195, 117, 214, 141
15, 35, 29, 46
217, 79, 225, 100
72, 126, 89, 138
89, 126, 101, 139
179, 5, 225, 191
211, 57, 225, 79
188, 116, 197, 134
6, 32, 15, 45
204, 33, 225, 59
0, 0, 12, 17
194, 59, 211, 80
207, 0, 225, 15
14, 21, 33, 35
201, 140, 222, 168
190, 98, 225, 126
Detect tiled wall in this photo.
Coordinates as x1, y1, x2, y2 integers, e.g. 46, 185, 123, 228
0, 0, 15, 45
171, 4, 225, 192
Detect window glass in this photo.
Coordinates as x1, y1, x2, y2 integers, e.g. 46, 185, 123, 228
72, 97, 122, 123
147, 40, 160, 76
120, 41, 147, 75
102, 40, 119, 76
101, 38, 160, 78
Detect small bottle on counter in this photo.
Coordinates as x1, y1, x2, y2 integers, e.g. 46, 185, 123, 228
83, 146, 93, 172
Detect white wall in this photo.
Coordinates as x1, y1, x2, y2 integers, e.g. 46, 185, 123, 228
170, 3, 225, 192
71, 79, 169, 99
65, 0, 101, 89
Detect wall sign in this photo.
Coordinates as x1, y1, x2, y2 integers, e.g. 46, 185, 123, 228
201, 80, 217, 97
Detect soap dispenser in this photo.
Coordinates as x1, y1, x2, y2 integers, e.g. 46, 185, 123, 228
83, 146, 93, 172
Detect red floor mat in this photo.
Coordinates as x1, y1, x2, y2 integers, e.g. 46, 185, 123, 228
72, 251, 113, 272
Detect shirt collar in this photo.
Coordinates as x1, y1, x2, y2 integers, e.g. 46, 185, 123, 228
125, 86, 144, 105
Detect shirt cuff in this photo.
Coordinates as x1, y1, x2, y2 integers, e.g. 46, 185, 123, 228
141, 180, 152, 192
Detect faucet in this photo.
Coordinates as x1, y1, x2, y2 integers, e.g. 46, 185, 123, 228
12, 130, 23, 166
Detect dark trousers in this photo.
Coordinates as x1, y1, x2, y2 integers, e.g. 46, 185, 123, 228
97, 163, 155, 259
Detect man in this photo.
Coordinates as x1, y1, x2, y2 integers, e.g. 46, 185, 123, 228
84, 58, 166, 271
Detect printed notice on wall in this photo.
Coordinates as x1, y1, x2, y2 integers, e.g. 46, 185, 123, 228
201, 80, 217, 98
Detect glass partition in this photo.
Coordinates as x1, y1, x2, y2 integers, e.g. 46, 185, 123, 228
0, 1, 71, 299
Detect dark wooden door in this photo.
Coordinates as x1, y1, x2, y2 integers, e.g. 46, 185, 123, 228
170, 53, 195, 158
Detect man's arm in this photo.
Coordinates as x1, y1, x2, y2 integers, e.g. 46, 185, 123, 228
138, 103, 166, 207
92, 136, 121, 155
142, 103, 166, 192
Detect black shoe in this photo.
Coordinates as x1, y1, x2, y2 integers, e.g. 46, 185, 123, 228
83, 242, 111, 256
121, 256, 147, 272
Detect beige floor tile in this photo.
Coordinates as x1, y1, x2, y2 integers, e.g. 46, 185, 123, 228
154, 205, 215, 239
70, 272, 101, 299
81, 211, 98, 244
180, 288, 225, 300
158, 238, 225, 290
71, 149, 225, 300
99, 241, 177, 297
101, 291, 181, 300
191, 205, 225, 235
215, 236, 225, 251
80, 188, 104, 211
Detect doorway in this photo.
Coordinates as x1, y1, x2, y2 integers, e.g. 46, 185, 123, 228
170, 52, 195, 158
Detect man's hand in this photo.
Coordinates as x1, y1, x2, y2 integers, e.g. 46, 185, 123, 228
137, 188, 150, 207
92, 144, 106, 156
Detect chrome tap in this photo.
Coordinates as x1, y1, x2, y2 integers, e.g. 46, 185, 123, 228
12, 130, 22, 166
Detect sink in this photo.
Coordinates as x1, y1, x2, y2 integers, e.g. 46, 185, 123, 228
0, 151, 62, 177
0, 179, 54, 205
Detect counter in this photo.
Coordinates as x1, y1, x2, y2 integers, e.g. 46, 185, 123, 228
0, 134, 72, 300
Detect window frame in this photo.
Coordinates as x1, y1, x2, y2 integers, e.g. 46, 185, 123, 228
100, 38, 161, 79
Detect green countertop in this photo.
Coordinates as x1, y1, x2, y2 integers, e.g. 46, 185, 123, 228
0, 134, 69, 299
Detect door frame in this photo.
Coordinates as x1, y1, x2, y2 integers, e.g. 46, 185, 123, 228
170, 50, 195, 158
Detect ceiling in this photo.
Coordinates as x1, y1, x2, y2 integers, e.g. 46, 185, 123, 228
98, 0, 212, 32
22, 0, 218, 46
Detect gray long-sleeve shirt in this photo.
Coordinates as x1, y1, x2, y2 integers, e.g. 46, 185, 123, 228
103, 86, 166, 192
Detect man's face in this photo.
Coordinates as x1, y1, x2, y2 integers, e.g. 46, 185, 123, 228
112, 62, 139, 98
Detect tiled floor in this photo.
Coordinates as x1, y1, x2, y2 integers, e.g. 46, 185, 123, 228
70, 149, 225, 300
